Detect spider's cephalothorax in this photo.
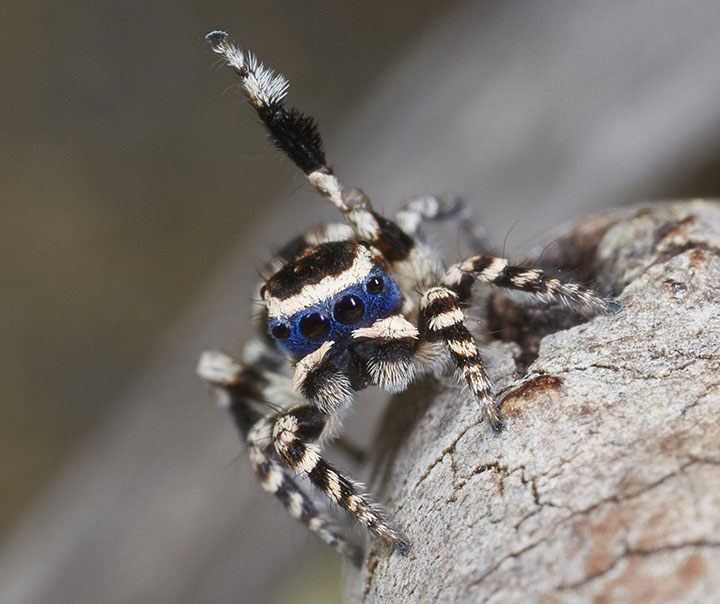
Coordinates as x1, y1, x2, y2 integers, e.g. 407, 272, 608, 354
264, 240, 404, 362
198, 31, 622, 564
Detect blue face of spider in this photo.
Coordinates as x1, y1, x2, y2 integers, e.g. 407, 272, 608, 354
263, 241, 404, 360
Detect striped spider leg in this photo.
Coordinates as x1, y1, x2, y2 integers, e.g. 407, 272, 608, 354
200, 31, 621, 561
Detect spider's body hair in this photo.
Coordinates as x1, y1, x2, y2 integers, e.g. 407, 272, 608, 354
207, 30, 325, 174
199, 31, 622, 563
263, 241, 380, 316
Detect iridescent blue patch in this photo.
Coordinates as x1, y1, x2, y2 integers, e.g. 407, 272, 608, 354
268, 267, 403, 360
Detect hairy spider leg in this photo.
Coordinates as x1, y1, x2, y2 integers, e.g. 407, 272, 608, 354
197, 350, 363, 564
419, 287, 503, 432
421, 257, 621, 431
202, 30, 624, 561
394, 195, 466, 238
442, 255, 622, 313
394, 195, 495, 254
271, 403, 410, 555
205, 32, 439, 290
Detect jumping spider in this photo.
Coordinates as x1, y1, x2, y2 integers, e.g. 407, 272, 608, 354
198, 31, 621, 564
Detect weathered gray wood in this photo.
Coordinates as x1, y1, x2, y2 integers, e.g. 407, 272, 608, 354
346, 201, 720, 603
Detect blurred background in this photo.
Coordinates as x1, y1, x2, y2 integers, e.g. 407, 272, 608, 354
2, 1, 720, 603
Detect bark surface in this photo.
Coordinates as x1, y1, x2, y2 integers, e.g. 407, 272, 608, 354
345, 201, 720, 604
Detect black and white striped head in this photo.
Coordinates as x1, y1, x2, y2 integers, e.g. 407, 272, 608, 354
262, 241, 404, 360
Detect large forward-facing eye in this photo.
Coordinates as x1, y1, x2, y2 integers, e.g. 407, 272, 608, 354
333, 294, 365, 325
299, 312, 331, 339
271, 323, 291, 339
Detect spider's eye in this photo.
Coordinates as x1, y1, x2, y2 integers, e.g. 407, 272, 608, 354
333, 295, 365, 325
299, 312, 331, 340
366, 276, 384, 295
271, 323, 291, 339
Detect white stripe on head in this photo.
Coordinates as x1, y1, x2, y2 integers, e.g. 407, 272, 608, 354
266, 250, 377, 317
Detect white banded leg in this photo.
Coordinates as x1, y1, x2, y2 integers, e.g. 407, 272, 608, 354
394, 195, 495, 253
206, 33, 388, 239
442, 255, 621, 313
271, 405, 410, 554
248, 417, 362, 564
197, 350, 362, 563
394, 195, 465, 236
420, 287, 504, 432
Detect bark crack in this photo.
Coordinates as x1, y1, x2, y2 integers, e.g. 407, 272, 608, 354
558, 541, 720, 591
345, 202, 720, 603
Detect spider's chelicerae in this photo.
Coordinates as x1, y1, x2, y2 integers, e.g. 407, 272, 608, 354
198, 31, 621, 564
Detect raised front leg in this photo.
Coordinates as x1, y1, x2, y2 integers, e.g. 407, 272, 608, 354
206, 31, 438, 287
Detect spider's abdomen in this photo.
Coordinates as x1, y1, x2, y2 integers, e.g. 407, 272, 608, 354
264, 241, 403, 360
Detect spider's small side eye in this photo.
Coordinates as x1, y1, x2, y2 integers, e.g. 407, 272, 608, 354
334, 295, 365, 325
271, 323, 291, 339
299, 313, 331, 340
366, 276, 384, 295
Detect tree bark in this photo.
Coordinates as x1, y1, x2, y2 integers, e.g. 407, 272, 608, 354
345, 200, 720, 603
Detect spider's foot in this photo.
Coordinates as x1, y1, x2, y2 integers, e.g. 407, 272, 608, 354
394, 535, 411, 556
378, 525, 411, 556
603, 297, 623, 315
488, 415, 507, 435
